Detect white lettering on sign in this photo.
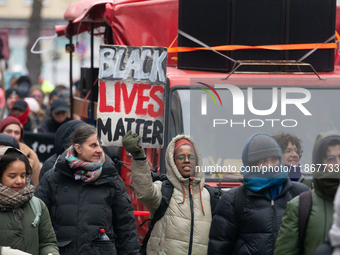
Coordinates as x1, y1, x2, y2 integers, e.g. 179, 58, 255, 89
99, 47, 167, 83
97, 46, 167, 148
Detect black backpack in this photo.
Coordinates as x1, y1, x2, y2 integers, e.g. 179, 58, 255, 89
140, 172, 221, 255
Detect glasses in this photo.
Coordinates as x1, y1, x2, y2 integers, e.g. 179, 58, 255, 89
324, 155, 340, 163
30, 94, 44, 99
175, 154, 196, 162
284, 148, 302, 156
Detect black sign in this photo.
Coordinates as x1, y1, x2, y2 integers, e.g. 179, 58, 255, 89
23, 132, 55, 163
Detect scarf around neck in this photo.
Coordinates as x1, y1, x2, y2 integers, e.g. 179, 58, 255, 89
0, 177, 35, 221
12, 105, 30, 125
287, 164, 302, 181
241, 164, 289, 193
66, 145, 105, 183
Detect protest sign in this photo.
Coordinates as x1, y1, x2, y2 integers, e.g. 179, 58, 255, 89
97, 45, 167, 148
23, 132, 55, 163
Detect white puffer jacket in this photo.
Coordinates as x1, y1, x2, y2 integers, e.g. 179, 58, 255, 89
131, 134, 212, 255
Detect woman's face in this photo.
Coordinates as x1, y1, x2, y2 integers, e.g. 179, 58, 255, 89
174, 144, 196, 178
257, 157, 280, 169
1, 160, 26, 191
52, 111, 68, 123
75, 134, 103, 162
3, 124, 21, 142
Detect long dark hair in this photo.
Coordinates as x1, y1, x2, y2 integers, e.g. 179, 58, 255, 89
0, 148, 32, 181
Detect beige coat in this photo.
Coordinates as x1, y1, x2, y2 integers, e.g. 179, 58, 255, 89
19, 142, 41, 187
131, 135, 212, 255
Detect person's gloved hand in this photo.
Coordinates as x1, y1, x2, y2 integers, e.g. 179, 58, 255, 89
123, 130, 146, 159
1, 247, 32, 255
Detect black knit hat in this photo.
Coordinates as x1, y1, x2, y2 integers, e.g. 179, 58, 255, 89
5, 87, 21, 99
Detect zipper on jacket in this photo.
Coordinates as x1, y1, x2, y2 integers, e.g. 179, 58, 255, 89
271, 200, 278, 241
188, 178, 194, 255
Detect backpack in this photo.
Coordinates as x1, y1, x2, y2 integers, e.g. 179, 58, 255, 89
140, 172, 221, 255
29, 196, 42, 227
234, 183, 312, 255
298, 190, 312, 255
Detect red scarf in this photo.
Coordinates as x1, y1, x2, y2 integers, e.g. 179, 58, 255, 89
12, 105, 30, 125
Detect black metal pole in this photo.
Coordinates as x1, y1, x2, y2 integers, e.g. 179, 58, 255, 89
90, 23, 95, 125
69, 22, 74, 120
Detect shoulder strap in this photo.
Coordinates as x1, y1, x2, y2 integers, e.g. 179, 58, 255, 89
140, 180, 173, 255
204, 184, 221, 215
235, 185, 246, 225
298, 190, 312, 255
29, 196, 42, 227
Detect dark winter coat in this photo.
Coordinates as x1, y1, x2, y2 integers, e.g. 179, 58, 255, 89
208, 179, 309, 255
35, 151, 140, 255
312, 238, 333, 255
274, 130, 340, 255
36, 117, 70, 133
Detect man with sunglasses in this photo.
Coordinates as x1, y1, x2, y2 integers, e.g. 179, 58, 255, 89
273, 132, 312, 188
275, 130, 340, 255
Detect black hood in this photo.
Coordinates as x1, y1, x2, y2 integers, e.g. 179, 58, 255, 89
55, 120, 87, 155
0, 133, 19, 149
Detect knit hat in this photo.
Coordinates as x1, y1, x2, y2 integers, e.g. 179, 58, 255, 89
51, 98, 69, 113
247, 134, 281, 163
174, 138, 193, 153
0, 133, 19, 149
5, 87, 21, 99
0, 116, 24, 139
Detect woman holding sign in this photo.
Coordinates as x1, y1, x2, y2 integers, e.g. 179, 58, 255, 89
123, 131, 220, 255
35, 125, 140, 255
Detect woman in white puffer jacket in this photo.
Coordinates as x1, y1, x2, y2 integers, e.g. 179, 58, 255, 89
123, 132, 213, 255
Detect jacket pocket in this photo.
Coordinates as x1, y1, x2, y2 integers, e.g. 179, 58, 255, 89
58, 240, 73, 253
92, 239, 117, 255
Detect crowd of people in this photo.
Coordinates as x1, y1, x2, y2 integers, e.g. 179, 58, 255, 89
0, 77, 74, 134
1, 77, 340, 255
